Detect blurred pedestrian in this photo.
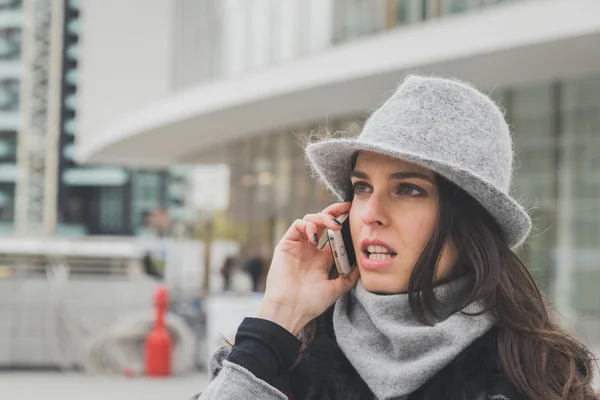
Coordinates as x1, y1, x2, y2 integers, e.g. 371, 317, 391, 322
243, 250, 264, 292
195, 76, 599, 400
220, 255, 237, 292
142, 251, 162, 280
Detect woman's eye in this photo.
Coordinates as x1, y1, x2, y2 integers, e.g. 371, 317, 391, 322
353, 182, 371, 195
397, 184, 424, 196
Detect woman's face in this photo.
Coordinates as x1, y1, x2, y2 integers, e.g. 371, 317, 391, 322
349, 151, 458, 294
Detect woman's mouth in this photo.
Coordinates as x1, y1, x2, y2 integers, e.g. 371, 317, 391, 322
365, 245, 397, 261
360, 240, 397, 270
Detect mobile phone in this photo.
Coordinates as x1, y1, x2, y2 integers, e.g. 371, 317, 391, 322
318, 213, 356, 276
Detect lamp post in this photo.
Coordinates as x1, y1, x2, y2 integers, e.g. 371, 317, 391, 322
199, 211, 214, 297
189, 165, 230, 297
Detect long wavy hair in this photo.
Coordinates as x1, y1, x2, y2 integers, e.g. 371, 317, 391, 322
298, 158, 599, 400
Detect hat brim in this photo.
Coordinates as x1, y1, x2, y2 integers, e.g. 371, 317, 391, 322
306, 139, 531, 249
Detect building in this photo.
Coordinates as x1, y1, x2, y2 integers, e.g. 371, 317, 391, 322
0, 0, 22, 233
76, 0, 600, 345
0, 0, 187, 237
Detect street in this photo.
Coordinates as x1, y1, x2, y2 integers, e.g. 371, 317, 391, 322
0, 371, 209, 400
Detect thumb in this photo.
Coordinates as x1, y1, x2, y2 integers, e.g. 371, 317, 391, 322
331, 267, 360, 297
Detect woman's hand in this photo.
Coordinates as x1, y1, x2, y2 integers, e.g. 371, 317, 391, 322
256, 202, 360, 335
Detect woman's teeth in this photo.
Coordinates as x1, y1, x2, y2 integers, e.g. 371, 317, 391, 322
366, 245, 395, 260
368, 253, 393, 260
367, 245, 390, 254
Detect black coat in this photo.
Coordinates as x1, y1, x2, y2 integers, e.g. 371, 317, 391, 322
274, 307, 523, 400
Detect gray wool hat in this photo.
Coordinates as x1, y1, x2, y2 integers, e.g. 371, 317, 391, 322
306, 75, 531, 248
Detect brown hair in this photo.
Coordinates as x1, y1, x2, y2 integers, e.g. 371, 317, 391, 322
298, 173, 599, 399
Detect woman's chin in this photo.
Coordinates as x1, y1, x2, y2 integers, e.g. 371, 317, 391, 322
359, 270, 409, 294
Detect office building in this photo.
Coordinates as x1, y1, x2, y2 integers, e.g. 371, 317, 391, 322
0, 0, 22, 233
77, 0, 600, 343
2, 0, 187, 236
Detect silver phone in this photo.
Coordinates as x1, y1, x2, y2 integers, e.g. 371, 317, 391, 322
318, 213, 357, 276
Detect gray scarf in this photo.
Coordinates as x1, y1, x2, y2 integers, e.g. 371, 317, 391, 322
333, 278, 495, 400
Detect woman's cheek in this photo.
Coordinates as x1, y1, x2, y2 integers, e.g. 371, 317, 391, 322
401, 209, 437, 249
349, 204, 363, 249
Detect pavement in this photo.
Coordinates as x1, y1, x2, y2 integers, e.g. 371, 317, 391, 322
0, 371, 209, 400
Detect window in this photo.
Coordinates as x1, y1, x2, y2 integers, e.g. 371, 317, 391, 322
131, 171, 163, 231
393, 0, 425, 26
63, 192, 84, 224
0, 29, 21, 61
0, 183, 14, 222
507, 75, 600, 327
0, 132, 16, 162
561, 75, 600, 319
0, 0, 22, 11
510, 84, 557, 296
0, 79, 19, 111
334, 0, 386, 43
99, 186, 125, 232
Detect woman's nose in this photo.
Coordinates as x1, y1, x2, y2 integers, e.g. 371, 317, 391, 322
359, 194, 386, 227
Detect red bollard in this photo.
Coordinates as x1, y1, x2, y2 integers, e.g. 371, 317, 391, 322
145, 285, 173, 377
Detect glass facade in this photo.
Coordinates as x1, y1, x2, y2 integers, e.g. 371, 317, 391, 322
193, 117, 363, 250
57, 168, 178, 237
131, 171, 165, 233
495, 75, 600, 329
202, 125, 337, 250
334, 0, 518, 41
173, 0, 336, 88
333, 0, 386, 42
560, 77, 600, 327
175, 0, 519, 87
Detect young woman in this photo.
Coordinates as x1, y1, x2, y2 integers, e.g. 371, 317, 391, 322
195, 75, 599, 400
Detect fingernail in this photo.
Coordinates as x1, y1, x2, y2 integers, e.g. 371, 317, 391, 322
333, 219, 341, 226
313, 233, 319, 243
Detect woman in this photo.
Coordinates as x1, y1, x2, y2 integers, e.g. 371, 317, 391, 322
195, 75, 599, 400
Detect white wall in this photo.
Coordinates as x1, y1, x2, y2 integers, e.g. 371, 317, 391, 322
77, 0, 173, 163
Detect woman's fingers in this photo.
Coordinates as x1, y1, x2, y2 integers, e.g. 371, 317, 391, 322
303, 212, 343, 232
321, 202, 351, 217
331, 267, 360, 297
284, 203, 350, 243
284, 219, 315, 242
303, 221, 319, 244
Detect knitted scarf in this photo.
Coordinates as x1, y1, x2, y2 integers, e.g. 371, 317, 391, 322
333, 278, 495, 400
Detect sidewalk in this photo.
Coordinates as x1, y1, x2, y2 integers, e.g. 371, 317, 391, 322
0, 371, 209, 400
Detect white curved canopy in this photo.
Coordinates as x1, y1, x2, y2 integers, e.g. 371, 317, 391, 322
77, 0, 600, 167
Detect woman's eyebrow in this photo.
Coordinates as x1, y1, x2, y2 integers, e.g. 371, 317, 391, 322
350, 170, 369, 179
351, 170, 433, 183
389, 171, 433, 183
